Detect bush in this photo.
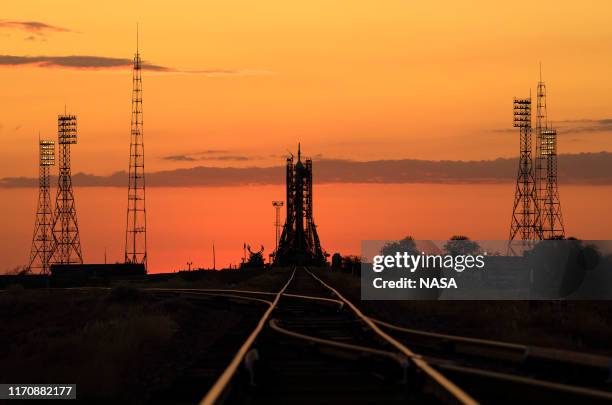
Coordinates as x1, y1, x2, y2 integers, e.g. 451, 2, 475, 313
107, 285, 146, 303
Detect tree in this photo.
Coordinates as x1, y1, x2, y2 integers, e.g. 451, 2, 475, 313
444, 235, 481, 256
380, 236, 418, 256
331, 253, 342, 270
527, 238, 600, 298
341, 255, 361, 275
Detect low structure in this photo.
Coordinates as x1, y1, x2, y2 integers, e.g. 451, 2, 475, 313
50, 263, 146, 285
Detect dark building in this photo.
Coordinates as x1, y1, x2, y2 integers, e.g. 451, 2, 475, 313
275, 145, 326, 266
50, 263, 146, 285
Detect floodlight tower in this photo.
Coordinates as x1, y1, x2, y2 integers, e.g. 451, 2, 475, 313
540, 127, 565, 238
28, 138, 55, 274
272, 201, 284, 258
508, 98, 538, 242
125, 28, 148, 270
50, 114, 83, 265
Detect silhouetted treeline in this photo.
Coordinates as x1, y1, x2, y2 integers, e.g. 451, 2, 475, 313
331, 253, 361, 275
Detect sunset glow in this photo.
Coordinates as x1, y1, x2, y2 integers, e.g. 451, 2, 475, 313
2, 1, 612, 178
2, 1, 612, 272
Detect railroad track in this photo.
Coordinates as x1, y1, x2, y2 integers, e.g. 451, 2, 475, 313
145, 288, 275, 405
192, 268, 612, 405
372, 318, 612, 401
306, 268, 612, 404
199, 267, 475, 404
51, 272, 612, 403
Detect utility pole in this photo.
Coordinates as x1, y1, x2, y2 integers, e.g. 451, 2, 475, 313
243, 242, 246, 265
272, 201, 284, 261
212, 241, 216, 270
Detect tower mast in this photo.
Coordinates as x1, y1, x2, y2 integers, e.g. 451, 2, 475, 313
535, 66, 565, 239
29, 137, 55, 274
508, 97, 538, 244
534, 63, 547, 239
509, 67, 566, 249
50, 113, 83, 265
125, 25, 148, 269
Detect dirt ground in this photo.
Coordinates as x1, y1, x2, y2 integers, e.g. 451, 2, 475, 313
5, 265, 610, 402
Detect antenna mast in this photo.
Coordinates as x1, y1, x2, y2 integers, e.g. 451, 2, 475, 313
125, 25, 148, 269
534, 67, 565, 239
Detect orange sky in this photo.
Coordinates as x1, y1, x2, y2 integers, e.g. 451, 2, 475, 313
3, 184, 612, 273
2, 2, 612, 272
2, 1, 612, 178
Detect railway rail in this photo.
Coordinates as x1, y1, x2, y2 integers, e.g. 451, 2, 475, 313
39, 271, 612, 403
189, 268, 612, 404
199, 267, 476, 404
306, 268, 612, 404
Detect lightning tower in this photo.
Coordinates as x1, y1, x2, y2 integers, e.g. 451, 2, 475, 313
50, 114, 83, 265
508, 97, 539, 242
28, 138, 55, 274
534, 68, 564, 239
539, 127, 564, 238
125, 27, 148, 269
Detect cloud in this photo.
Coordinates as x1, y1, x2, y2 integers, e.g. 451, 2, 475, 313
201, 155, 251, 161
556, 118, 612, 134
0, 54, 273, 76
491, 128, 515, 134
3, 152, 612, 188
163, 151, 252, 162
0, 20, 73, 34
493, 118, 612, 135
199, 149, 230, 154
0, 55, 168, 71
163, 155, 197, 162
174, 69, 275, 77
0, 20, 75, 41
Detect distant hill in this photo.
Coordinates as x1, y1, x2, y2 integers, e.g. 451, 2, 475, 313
2, 152, 611, 187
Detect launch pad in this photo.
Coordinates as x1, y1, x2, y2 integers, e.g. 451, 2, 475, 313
274, 145, 326, 266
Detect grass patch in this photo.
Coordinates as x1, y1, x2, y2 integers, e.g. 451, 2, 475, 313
0, 286, 259, 402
